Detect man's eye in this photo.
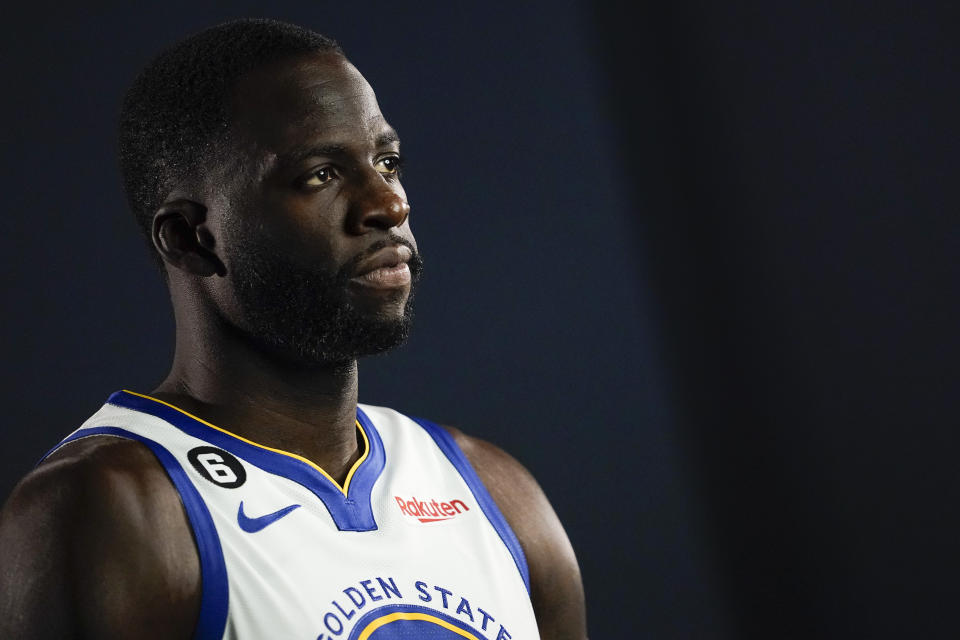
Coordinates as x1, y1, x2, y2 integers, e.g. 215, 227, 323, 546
375, 155, 403, 175
302, 167, 335, 186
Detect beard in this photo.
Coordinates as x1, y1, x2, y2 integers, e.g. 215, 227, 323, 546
222, 225, 423, 367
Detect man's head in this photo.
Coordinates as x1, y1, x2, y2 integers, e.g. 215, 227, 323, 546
119, 19, 421, 367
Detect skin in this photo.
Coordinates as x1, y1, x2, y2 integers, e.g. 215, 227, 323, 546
0, 52, 586, 639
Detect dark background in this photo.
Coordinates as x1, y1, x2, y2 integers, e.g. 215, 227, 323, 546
1, 2, 957, 638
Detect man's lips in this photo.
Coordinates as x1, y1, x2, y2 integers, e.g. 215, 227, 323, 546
350, 245, 413, 290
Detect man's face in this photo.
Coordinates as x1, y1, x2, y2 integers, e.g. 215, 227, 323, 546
206, 52, 422, 365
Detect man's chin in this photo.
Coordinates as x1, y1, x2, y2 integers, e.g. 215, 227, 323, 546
285, 312, 414, 366
346, 284, 411, 317
231, 279, 416, 367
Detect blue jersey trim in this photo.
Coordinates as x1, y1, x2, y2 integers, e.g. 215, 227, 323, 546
410, 417, 531, 593
106, 391, 386, 532
40, 427, 229, 640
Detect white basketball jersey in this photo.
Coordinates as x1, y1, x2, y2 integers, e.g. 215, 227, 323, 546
42, 390, 540, 640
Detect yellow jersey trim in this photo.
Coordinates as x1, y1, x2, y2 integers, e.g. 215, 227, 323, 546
356, 612, 480, 640
121, 390, 369, 497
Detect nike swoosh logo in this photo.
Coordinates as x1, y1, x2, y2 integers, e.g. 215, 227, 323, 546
237, 501, 301, 533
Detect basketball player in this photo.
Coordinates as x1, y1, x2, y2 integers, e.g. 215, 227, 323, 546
0, 18, 585, 640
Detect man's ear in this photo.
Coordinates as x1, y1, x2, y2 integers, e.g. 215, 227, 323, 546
152, 199, 226, 277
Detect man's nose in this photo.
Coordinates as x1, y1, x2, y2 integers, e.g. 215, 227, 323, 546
345, 172, 410, 234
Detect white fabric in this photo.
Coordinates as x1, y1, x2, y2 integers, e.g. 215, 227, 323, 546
54, 398, 540, 640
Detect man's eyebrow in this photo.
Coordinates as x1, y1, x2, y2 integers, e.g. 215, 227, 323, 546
286, 143, 348, 163
376, 130, 400, 147
284, 131, 400, 165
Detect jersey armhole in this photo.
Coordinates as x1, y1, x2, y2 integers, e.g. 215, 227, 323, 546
408, 416, 532, 593
39, 427, 230, 640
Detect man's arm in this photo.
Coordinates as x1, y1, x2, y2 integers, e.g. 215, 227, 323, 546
0, 437, 201, 640
446, 427, 588, 640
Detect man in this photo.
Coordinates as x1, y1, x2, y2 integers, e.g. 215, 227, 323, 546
0, 18, 586, 640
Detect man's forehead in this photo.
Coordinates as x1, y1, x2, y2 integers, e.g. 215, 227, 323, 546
230, 52, 388, 146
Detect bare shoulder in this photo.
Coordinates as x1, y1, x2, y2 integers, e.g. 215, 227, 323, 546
443, 426, 588, 640
0, 436, 200, 640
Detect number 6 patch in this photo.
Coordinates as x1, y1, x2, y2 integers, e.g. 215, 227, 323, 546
187, 446, 247, 488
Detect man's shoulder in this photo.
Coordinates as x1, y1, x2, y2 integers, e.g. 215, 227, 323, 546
438, 425, 589, 640
357, 408, 554, 543
9, 435, 177, 524
41, 431, 167, 476
2, 433, 199, 578
0, 435, 201, 639
440, 425, 540, 504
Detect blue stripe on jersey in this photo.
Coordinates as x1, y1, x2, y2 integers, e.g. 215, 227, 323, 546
409, 417, 531, 594
39, 426, 229, 640
106, 391, 386, 532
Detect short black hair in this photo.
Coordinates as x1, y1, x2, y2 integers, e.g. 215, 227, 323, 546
118, 18, 342, 265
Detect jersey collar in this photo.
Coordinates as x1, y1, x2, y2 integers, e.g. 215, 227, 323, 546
108, 390, 385, 532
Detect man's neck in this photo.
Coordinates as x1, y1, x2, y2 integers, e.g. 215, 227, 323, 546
152, 320, 363, 487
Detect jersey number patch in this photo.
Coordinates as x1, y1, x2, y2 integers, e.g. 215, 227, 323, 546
187, 446, 247, 488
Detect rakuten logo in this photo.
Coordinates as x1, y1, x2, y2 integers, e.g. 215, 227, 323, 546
394, 496, 470, 522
